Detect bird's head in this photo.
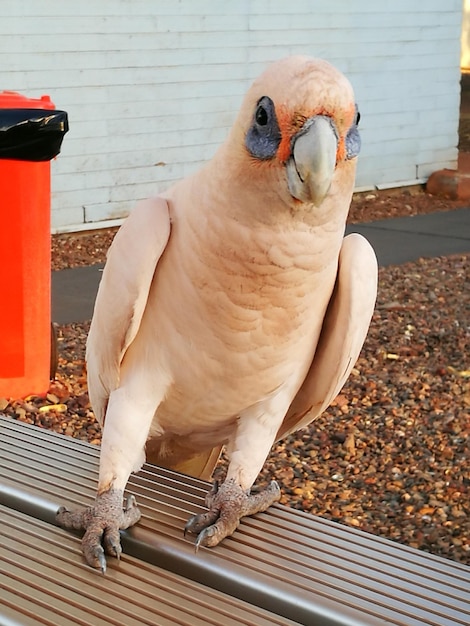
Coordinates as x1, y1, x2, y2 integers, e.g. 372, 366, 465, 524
230, 56, 360, 210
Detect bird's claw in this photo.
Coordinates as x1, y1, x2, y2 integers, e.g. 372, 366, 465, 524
185, 479, 281, 550
194, 525, 218, 552
56, 489, 141, 572
86, 540, 107, 575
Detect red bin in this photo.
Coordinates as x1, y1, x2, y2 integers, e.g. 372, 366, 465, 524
0, 92, 68, 398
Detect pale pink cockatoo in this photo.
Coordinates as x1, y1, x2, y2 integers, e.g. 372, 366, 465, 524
57, 55, 378, 571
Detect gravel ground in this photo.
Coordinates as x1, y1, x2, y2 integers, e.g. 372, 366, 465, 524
2, 188, 469, 565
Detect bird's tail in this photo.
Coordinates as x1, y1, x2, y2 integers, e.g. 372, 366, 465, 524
168, 446, 223, 481
146, 440, 223, 481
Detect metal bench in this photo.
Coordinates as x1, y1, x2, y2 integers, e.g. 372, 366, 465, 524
0, 505, 296, 626
1, 415, 469, 626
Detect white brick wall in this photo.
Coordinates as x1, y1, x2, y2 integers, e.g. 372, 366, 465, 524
0, 0, 462, 231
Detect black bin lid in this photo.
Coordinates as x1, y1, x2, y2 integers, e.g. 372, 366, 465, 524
0, 109, 69, 161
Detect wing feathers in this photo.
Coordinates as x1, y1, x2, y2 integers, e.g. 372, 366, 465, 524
86, 197, 171, 423
278, 233, 377, 440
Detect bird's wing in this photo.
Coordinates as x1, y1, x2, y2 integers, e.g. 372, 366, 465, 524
277, 233, 378, 441
86, 196, 171, 424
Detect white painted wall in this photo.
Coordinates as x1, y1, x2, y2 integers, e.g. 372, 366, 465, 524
0, 0, 462, 232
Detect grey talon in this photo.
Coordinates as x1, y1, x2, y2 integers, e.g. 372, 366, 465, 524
98, 551, 107, 575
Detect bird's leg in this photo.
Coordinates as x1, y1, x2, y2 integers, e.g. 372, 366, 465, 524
185, 401, 286, 548
56, 385, 163, 572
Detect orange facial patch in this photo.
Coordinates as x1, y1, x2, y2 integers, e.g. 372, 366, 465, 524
275, 104, 310, 163
276, 102, 356, 165
336, 137, 346, 163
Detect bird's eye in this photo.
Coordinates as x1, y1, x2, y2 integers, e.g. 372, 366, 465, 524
355, 110, 361, 126
255, 105, 268, 126
245, 96, 281, 160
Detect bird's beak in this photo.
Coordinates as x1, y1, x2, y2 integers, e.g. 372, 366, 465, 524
286, 115, 337, 206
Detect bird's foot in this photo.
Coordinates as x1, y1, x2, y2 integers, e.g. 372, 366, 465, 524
56, 489, 141, 573
185, 478, 281, 550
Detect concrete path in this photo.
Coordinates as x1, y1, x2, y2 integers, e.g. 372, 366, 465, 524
52, 208, 470, 325
346, 208, 470, 266
52, 264, 104, 325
